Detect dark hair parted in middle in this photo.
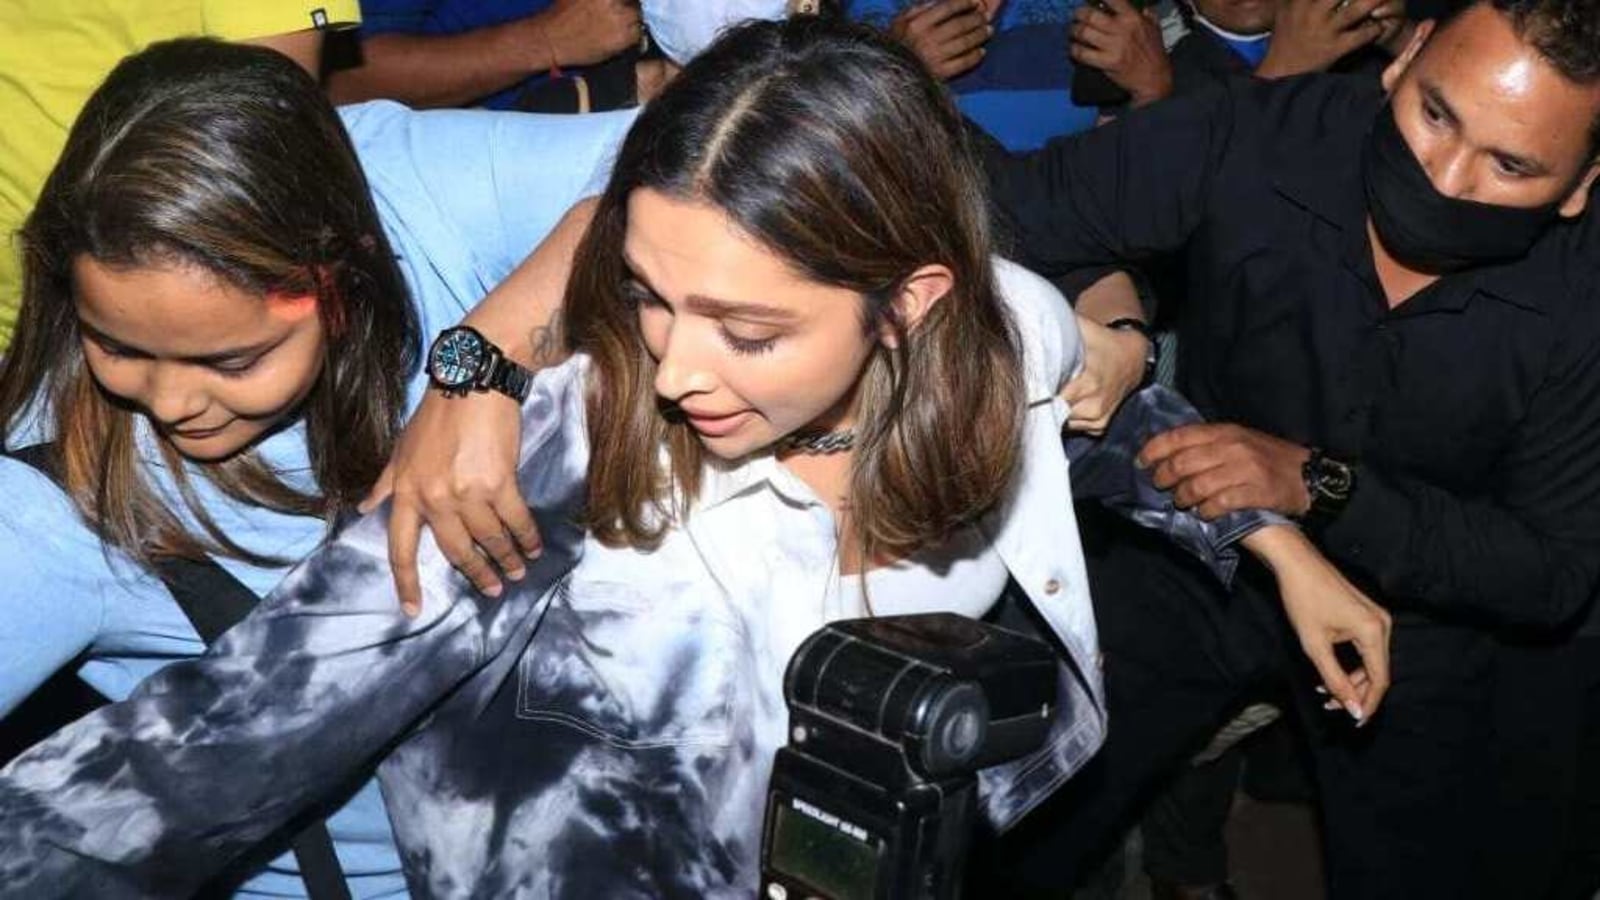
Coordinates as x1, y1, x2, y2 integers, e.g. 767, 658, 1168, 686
567, 16, 1024, 558
0, 39, 419, 568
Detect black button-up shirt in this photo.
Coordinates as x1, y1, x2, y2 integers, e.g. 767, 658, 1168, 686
985, 74, 1600, 631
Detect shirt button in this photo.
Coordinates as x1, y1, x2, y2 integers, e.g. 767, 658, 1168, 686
1044, 579, 1062, 595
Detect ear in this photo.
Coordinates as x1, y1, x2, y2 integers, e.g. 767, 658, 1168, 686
1558, 159, 1600, 218
879, 264, 954, 349
1381, 18, 1434, 94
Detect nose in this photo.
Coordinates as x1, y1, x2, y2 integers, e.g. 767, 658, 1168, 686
1422, 142, 1477, 201
652, 320, 717, 403
144, 362, 209, 427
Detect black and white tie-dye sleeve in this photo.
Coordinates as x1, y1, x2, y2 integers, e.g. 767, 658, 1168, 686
0, 362, 592, 899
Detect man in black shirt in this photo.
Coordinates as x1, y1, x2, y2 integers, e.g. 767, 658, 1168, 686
976, 1, 1600, 897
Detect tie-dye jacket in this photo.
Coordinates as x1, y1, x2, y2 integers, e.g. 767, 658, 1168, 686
0, 259, 1265, 899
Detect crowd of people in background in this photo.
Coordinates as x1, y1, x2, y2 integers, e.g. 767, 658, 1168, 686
0, 1, 1596, 899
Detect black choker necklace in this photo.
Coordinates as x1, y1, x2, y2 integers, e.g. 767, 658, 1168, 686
779, 429, 855, 454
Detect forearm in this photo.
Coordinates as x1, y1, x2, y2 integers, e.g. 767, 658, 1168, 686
327, 17, 556, 108
1241, 521, 1317, 575
244, 29, 324, 78
1073, 269, 1145, 324
0, 525, 558, 894
461, 199, 597, 368
1317, 464, 1600, 628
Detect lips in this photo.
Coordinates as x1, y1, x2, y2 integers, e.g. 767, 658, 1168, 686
170, 422, 232, 439
681, 408, 752, 438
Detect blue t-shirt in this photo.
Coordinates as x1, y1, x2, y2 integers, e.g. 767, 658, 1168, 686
359, 0, 561, 109
848, 0, 1099, 150
0, 101, 634, 898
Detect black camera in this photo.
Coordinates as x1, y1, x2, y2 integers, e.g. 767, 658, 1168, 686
759, 613, 1059, 900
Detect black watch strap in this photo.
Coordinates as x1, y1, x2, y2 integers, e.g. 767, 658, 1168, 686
482, 352, 534, 402
1104, 317, 1158, 385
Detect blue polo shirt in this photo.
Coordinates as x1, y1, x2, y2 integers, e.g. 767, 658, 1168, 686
359, 0, 560, 109
847, 0, 1099, 150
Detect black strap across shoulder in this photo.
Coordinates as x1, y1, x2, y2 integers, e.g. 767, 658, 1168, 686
5, 443, 352, 900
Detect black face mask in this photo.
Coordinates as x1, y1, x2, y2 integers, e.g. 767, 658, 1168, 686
1363, 105, 1564, 273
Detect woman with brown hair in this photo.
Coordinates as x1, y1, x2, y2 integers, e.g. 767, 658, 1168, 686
0, 18, 1385, 898
0, 37, 633, 898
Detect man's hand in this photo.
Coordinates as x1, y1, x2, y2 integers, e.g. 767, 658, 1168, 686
1139, 423, 1312, 518
361, 389, 538, 616
891, 0, 995, 80
1064, 315, 1149, 434
537, 0, 642, 69
1069, 0, 1173, 107
1255, 0, 1403, 78
1244, 525, 1392, 724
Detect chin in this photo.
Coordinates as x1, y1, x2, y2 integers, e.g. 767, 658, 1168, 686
166, 429, 257, 463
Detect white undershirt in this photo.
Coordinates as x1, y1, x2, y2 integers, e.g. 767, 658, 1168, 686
832, 523, 1010, 623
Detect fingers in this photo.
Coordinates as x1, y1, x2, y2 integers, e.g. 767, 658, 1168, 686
494, 490, 544, 560
1146, 440, 1228, 490
429, 511, 507, 601
387, 502, 425, 617
1138, 423, 1226, 469
936, 18, 993, 59
1303, 637, 1365, 723
1331, 0, 1387, 27
360, 465, 396, 515
459, 503, 526, 585
1349, 606, 1394, 718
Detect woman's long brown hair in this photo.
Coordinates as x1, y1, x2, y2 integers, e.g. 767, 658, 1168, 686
0, 40, 418, 568
567, 17, 1024, 561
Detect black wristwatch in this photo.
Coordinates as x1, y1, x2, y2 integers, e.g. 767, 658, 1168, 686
1302, 448, 1357, 524
1105, 317, 1158, 386
426, 326, 534, 402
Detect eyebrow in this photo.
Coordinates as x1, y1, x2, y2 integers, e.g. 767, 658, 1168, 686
622, 255, 800, 323
78, 319, 283, 366
1420, 81, 1553, 177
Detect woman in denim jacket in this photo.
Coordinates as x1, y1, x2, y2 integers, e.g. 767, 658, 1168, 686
0, 18, 1387, 899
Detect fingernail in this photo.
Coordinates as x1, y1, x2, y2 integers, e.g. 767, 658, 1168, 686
1314, 685, 1328, 695
1345, 701, 1364, 723
403, 601, 420, 619
506, 567, 526, 582
483, 582, 503, 598
1323, 699, 1341, 712
526, 546, 543, 560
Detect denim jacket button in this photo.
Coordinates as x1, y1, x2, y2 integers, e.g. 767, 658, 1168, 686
1044, 578, 1062, 595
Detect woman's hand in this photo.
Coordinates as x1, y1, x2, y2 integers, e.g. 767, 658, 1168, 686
1244, 525, 1393, 724
1064, 314, 1148, 434
361, 388, 537, 616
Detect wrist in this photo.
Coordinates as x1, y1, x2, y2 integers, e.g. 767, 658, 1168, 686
1104, 317, 1157, 385
517, 12, 565, 74
1240, 522, 1310, 575
1128, 72, 1174, 108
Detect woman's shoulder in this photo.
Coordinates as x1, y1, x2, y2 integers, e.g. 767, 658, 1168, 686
991, 256, 1083, 400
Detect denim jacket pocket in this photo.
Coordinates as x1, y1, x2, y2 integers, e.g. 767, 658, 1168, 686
515, 579, 740, 748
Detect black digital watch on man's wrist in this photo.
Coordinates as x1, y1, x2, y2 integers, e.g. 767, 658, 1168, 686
426, 325, 534, 402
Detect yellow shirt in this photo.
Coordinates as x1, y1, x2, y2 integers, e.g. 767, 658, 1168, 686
0, 0, 361, 350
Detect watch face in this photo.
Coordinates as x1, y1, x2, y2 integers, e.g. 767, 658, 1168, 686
429, 328, 486, 389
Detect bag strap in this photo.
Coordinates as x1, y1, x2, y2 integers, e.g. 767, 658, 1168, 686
6, 443, 352, 900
